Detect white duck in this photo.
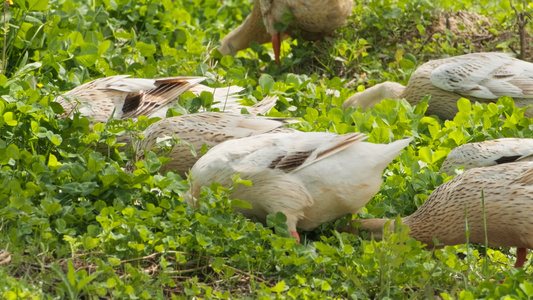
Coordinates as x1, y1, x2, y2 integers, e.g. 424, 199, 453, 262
186, 131, 413, 242
343, 52, 533, 120
136, 110, 296, 176
55, 75, 246, 123
219, 0, 354, 63
440, 138, 533, 175
342, 162, 533, 268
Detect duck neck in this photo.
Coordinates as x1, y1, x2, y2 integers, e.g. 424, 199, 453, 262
358, 218, 396, 240
339, 218, 396, 240
219, 1, 272, 55
343, 82, 405, 110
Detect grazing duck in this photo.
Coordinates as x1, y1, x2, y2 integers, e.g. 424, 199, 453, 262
186, 132, 413, 242
219, 0, 354, 63
136, 111, 296, 176
343, 52, 533, 120
341, 162, 533, 268
55, 75, 245, 123
440, 138, 533, 175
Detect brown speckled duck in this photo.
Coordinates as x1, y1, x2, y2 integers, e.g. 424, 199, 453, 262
55, 75, 245, 123
136, 110, 296, 176
186, 132, 412, 242
343, 53, 533, 120
342, 162, 533, 268
440, 138, 533, 175
219, 0, 354, 63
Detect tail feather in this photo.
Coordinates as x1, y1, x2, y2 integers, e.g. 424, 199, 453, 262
104, 76, 157, 92
385, 137, 414, 160
229, 96, 279, 115
189, 84, 245, 112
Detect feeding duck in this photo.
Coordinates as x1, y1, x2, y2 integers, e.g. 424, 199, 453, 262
343, 52, 533, 120
136, 110, 296, 176
219, 0, 354, 63
55, 75, 245, 123
341, 162, 533, 268
186, 131, 413, 242
440, 138, 533, 175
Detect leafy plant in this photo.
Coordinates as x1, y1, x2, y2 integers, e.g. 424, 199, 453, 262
1, 0, 533, 298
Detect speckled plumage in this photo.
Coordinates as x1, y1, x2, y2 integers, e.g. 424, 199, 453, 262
440, 138, 533, 175
343, 52, 533, 120
55, 75, 245, 123
219, 0, 353, 61
344, 162, 533, 267
137, 111, 296, 176
186, 132, 413, 241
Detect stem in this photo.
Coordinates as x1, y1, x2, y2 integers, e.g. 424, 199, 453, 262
2, 1, 8, 74
464, 203, 470, 285
4, 7, 25, 76
481, 189, 488, 275
519, 16, 526, 60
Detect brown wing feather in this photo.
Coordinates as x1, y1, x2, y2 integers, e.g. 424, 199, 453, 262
269, 151, 313, 173
122, 78, 203, 118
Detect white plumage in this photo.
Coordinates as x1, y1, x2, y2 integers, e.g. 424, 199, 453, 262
187, 131, 413, 241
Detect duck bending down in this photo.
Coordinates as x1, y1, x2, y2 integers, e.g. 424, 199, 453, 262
136, 111, 296, 176
219, 0, 354, 63
186, 131, 413, 242
55, 75, 246, 123
341, 162, 533, 268
343, 52, 533, 120
440, 138, 533, 175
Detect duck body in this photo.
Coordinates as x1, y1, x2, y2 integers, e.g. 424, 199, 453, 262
440, 138, 533, 175
259, 0, 354, 41
343, 52, 533, 120
220, 0, 353, 62
55, 75, 245, 123
187, 131, 412, 240
347, 162, 533, 267
137, 112, 296, 176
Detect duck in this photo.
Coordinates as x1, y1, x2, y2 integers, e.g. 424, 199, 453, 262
340, 162, 533, 268
55, 75, 246, 123
440, 138, 533, 175
219, 0, 354, 63
135, 111, 297, 176
186, 131, 413, 242
343, 52, 533, 120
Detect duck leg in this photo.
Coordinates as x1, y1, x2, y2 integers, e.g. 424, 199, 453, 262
272, 32, 281, 63
514, 247, 528, 268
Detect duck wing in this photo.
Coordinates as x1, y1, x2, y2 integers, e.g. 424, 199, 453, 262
286, 132, 367, 173
441, 138, 533, 174
56, 75, 157, 119
139, 112, 294, 151
122, 77, 207, 119
430, 53, 533, 99
226, 96, 279, 115
137, 113, 295, 175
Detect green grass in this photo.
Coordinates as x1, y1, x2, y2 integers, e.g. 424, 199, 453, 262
1, 0, 533, 298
